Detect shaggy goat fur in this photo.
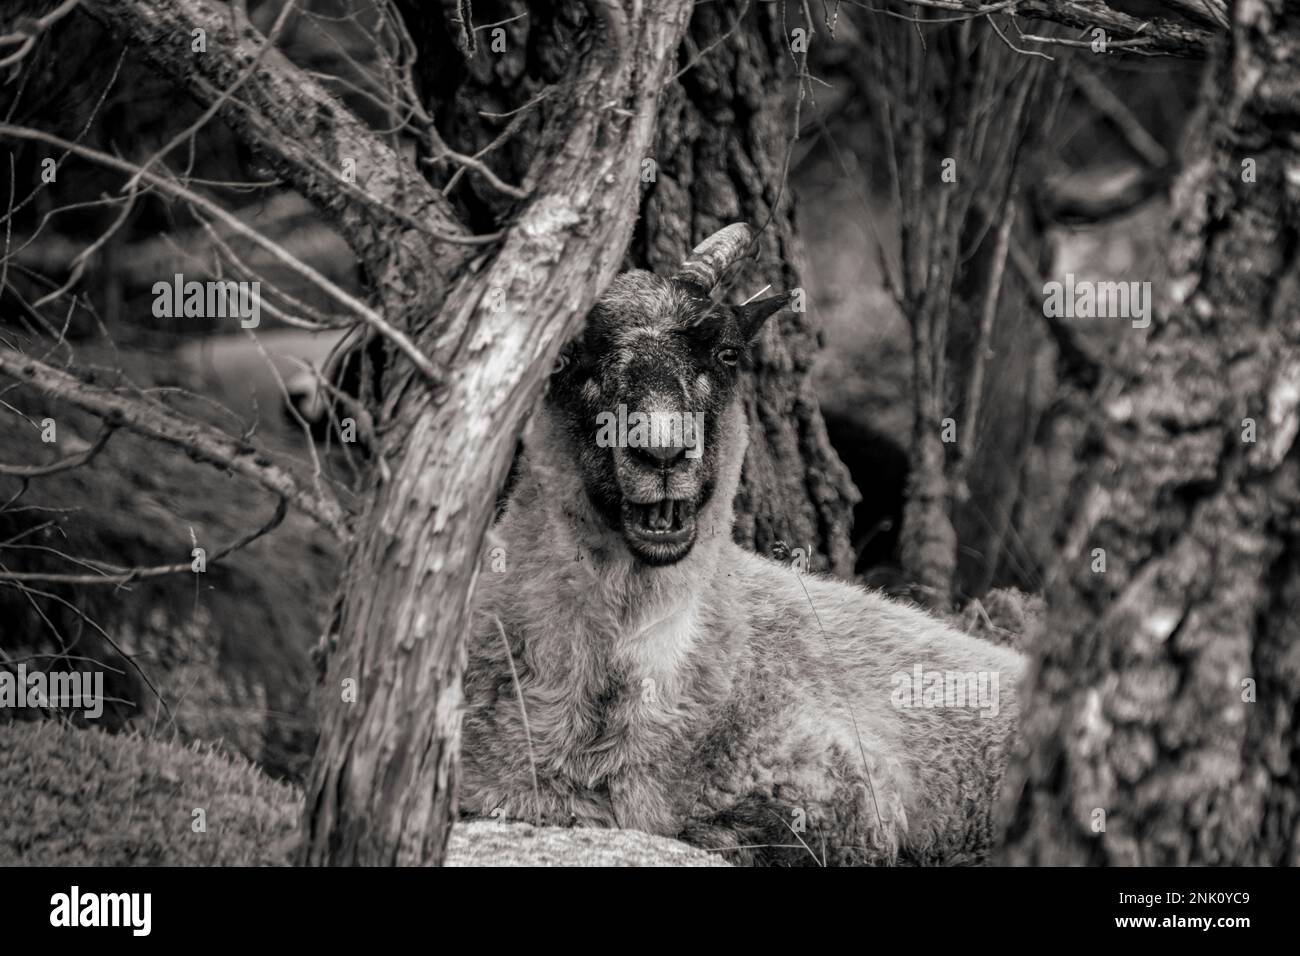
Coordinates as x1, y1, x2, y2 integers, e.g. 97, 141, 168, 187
460, 263, 1024, 867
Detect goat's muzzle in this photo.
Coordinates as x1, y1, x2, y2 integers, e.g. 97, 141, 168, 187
621, 498, 698, 565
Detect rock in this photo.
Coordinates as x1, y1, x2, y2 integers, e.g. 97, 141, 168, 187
448, 820, 727, 867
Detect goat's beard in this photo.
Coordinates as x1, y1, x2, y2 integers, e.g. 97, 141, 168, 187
619, 496, 700, 566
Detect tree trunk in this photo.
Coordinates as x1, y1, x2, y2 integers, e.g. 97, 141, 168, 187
1002, 0, 1300, 865
852, 12, 1051, 607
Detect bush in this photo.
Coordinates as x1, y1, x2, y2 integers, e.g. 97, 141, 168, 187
0, 721, 298, 866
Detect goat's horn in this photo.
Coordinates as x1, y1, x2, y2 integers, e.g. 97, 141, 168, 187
673, 223, 754, 290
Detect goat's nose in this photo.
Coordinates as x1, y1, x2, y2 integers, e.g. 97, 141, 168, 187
630, 442, 688, 468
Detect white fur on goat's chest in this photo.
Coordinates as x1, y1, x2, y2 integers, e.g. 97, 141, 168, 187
614, 595, 700, 695
515, 585, 703, 831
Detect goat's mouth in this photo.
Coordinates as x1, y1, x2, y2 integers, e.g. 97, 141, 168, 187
621, 498, 697, 565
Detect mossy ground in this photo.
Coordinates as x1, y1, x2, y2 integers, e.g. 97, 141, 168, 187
0, 720, 726, 867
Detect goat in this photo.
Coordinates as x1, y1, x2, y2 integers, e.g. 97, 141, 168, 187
460, 224, 1024, 865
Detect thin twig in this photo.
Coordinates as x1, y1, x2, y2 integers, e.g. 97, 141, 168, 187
0, 124, 443, 388
0, 424, 114, 477
492, 614, 542, 827
0, 495, 288, 585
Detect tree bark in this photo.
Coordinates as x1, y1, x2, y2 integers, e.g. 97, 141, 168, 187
1002, 0, 1300, 865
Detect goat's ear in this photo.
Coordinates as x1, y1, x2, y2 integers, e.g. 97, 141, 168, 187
736, 292, 791, 343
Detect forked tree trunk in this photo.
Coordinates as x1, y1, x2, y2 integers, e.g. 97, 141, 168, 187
1002, 0, 1300, 864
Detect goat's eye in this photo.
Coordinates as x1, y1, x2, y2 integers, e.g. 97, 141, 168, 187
716, 348, 740, 367
553, 353, 571, 375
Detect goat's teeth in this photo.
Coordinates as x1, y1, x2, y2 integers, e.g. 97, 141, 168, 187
626, 499, 696, 534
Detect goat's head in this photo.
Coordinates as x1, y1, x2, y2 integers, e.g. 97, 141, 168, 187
544, 223, 788, 566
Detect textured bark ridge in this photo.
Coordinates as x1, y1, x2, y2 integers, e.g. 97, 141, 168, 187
1002, 0, 1300, 865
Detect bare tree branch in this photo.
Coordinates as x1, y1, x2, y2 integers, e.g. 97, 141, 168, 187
0, 124, 443, 386
0, 423, 113, 477
0, 495, 287, 584
82, 0, 481, 315
1011, 0, 1218, 57
872, 0, 1221, 56
0, 0, 81, 69
954, 186, 1017, 496
1071, 64, 1169, 169
1161, 0, 1228, 30
0, 347, 350, 539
